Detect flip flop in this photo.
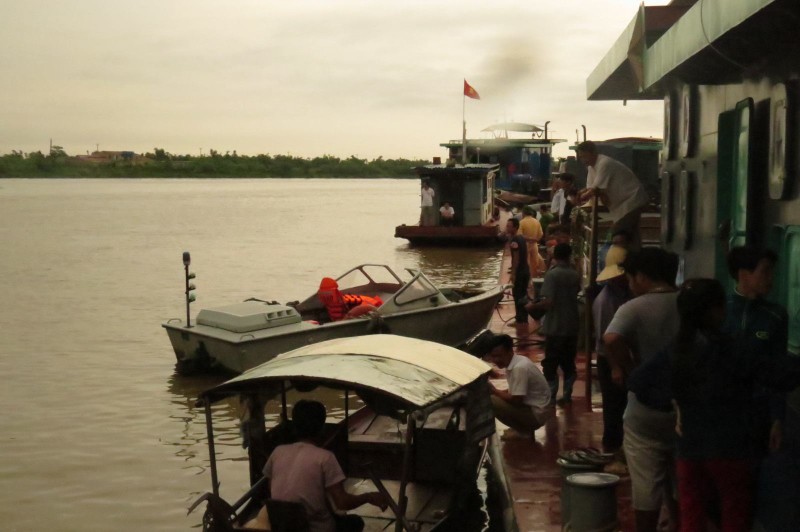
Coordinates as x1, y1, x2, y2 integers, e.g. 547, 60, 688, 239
558, 450, 591, 465
575, 450, 613, 466
577, 447, 614, 460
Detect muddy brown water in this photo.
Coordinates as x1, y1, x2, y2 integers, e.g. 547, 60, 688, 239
0, 178, 504, 531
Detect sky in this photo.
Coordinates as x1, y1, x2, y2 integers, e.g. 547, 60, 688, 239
0, 0, 671, 160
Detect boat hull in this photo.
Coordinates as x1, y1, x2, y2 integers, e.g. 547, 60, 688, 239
164, 286, 504, 375
394, 224, 502, 246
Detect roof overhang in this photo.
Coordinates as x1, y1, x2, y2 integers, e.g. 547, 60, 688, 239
200, 335, 491, 409
588, 0, 800, 101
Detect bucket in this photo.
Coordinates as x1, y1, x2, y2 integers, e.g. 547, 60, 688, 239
557, 458, 603, 530
564, 472, 620, 532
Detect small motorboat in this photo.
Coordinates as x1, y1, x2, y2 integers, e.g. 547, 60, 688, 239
188, 335, 496, 532
164, 261, 505, 375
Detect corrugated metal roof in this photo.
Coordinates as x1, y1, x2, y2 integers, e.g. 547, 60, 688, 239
201, 335, 491, 408
588, 0, 790, 101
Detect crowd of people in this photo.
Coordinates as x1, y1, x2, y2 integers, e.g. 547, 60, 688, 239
488, 144, 800, 532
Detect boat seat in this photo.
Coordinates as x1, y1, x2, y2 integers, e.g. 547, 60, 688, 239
266, 499, 310, 532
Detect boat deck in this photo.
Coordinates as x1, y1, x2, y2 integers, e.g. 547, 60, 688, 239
489, 248, 634, 532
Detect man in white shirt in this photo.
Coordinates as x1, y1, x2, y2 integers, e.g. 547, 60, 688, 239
576, 141, 649, 249
420, 181, 436, 226
550, 177, 565, 220
484, 333, 553, 439
439, 201, 455, 226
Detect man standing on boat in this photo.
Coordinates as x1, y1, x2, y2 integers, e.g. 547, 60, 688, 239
505, 217, 531, 324
420, 181, 436, 226
576, 141, 648, 250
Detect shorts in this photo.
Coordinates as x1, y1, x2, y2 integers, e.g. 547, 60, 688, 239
623, 420, 676, 511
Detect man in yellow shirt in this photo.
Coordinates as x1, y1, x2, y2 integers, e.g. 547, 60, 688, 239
520, 206, 545, 276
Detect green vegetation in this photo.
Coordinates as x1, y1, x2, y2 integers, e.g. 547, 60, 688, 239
0, 148, 429, 178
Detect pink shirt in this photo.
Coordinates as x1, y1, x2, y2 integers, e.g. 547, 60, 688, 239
263, 441, 346, 532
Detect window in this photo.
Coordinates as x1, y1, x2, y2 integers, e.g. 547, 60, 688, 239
731, 98, 754, 248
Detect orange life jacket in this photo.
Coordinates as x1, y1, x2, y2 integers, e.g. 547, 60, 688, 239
317, 277, 348, 322
342, 294, 383, 308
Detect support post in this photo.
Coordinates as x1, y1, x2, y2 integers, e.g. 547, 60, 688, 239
395, 416, 416, 532
204, 401, 220, 496
584, 196, 599, 406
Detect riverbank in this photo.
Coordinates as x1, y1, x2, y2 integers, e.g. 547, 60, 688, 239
0, 153, 428, 178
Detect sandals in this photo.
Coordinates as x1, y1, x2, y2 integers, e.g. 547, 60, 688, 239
558, 447, 614, 466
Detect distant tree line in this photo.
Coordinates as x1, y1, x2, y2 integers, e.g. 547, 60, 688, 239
0, 147, 430, 178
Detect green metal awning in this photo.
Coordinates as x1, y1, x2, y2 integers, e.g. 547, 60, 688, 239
587, 0, 794, 101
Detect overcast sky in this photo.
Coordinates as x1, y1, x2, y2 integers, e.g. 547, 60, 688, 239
0, 0, 670, 160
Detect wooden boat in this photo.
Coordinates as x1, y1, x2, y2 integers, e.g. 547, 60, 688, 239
189, 335, 496, 532
164, 262, 505, 375
394, 164, 508, 246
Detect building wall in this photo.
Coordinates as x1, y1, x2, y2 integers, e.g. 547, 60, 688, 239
662, 78, 800, 281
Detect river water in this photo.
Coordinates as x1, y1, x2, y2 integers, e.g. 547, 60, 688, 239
0, 178, 503, 531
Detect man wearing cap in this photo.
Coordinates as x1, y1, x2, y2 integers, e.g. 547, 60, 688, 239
592, 245, 632, 453
576, 141, 649, 250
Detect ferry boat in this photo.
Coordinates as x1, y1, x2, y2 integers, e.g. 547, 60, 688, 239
440, 122, 565, 196
394, 163, 510, 246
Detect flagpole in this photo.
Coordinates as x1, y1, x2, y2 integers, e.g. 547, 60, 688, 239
462, 91, 467, 165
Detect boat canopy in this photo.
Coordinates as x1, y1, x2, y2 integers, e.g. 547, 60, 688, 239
199, 335, 492, 411
482, 122, 543, 133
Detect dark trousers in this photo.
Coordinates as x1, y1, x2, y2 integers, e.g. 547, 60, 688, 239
597, 355, 628, 451
542, 335, 577, 399
512, 272, 531, 323
335, 514, 365, 532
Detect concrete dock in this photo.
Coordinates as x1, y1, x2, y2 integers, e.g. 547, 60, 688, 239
487, 251, 634, 532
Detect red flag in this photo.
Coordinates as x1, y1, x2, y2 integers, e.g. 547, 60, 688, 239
463, 79, 480, 100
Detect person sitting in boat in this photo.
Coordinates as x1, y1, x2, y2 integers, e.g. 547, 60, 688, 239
317, 278, 383, 322
439, 201, 455, 226
263, 400, 388, 532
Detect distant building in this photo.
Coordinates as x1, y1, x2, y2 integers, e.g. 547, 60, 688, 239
74, 150, 150, 165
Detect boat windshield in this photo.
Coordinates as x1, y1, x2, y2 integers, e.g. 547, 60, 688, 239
336, 264, 404, 290
394, 272, 439, 306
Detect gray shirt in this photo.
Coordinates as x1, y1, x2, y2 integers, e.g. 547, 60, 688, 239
609, 291, 680, 441
539, 264, 580, 337
604, 291, 679, 364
